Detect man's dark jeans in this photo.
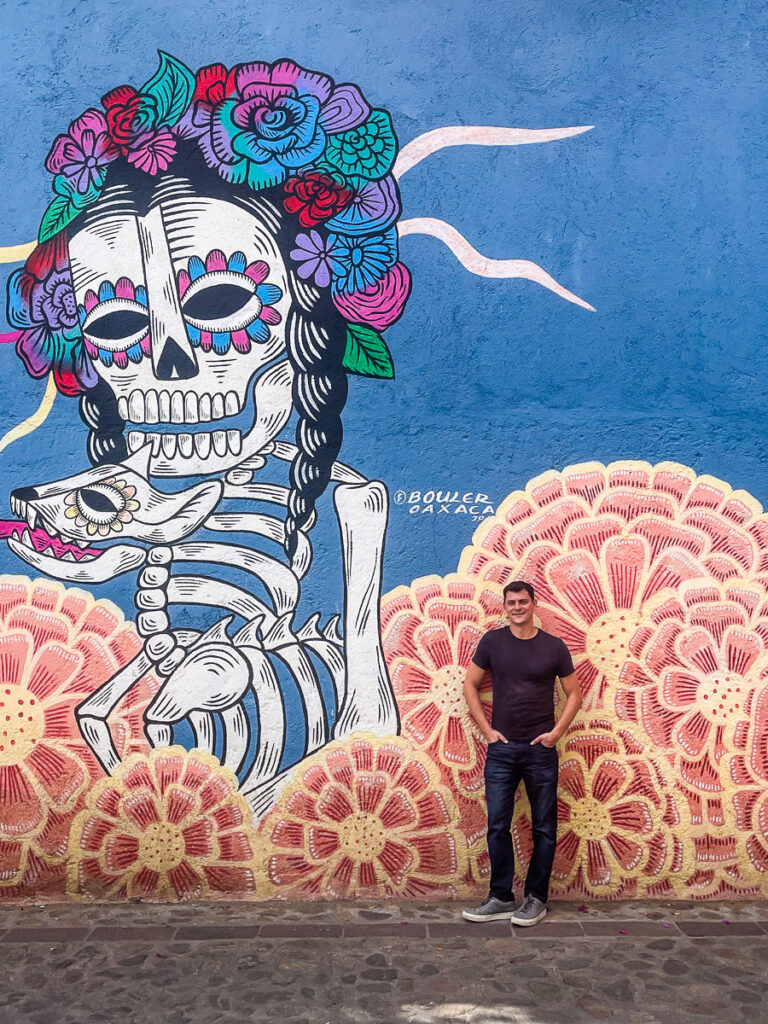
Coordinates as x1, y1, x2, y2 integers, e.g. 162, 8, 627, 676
484, 739, 558, 904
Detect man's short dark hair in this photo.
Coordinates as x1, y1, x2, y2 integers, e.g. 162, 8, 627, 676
503, 580, 535, 602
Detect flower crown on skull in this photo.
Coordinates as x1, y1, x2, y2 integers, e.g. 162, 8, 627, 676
5, 53, 411, 396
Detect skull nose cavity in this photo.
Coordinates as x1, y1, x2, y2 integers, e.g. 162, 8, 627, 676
155, 337, 198, 381
11, 486, 39, 503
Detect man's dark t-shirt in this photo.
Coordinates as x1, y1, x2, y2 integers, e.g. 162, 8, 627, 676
472, 628, 575, 742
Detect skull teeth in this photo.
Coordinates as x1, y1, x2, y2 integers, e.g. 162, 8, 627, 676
127, 430, 243, 461
194, 433, 212, 459
122, 390, 242, 425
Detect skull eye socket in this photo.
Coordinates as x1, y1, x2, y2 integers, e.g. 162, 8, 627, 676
82, 299, 149, 352
79, 486, 121, 515
184, 283, 254, 321
65, 479, 140, 537
181, 270, 263, 333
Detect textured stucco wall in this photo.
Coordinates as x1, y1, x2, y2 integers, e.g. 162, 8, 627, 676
0, 1, 767, 901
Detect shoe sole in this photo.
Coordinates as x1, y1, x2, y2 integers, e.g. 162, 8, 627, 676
462, 910, 515, 923
510, 909, 547, 927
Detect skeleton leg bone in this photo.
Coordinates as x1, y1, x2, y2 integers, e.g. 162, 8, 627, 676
76, 650, 154, 774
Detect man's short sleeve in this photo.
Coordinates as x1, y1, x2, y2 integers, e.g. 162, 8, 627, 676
472, 631, 492, 670
556, 639, 575, 678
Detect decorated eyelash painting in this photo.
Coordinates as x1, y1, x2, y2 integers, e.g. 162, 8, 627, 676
79, 279, 149, 367
177, 251, 283, 354
76, 253, 284, 365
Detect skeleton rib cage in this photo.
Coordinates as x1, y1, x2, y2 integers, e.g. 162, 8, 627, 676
74, 441, 398, 817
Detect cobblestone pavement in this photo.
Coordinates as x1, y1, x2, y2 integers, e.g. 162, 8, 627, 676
1, 899, 766, 1023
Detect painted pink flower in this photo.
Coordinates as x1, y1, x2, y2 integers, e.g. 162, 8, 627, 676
512, 719, 688, 898
381, 574, 504, 801
732, 785, 768, 887
45, 109, 119, 193
0, 577, 157, 896
125, 129, 177, 175
67, 748, 260, 899
460, 462, 768, 709
259, 734, 467, 898
333, 262, 411, 329
613, 580, 768, 827
380, 575, 508, 896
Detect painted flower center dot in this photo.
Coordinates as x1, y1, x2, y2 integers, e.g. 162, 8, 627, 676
699, 672, 743, 722
585, 611, 642, 686
139, 821, 185, 873
569, 797, 611, 841
0, 686, 43, 763
338, 811, 386, 860
432, 665, 466, 717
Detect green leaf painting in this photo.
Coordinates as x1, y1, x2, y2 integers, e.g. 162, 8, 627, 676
141, 51, 195, 128
39, 177, 103, 242
343, 323, 395, 379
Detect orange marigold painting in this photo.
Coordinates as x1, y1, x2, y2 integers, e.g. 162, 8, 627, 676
0, 575, 156, 896
67, 747, 261, 900
259, 733, 467, 898
459, 462, 768, 710
381, 574, 504, 800
512, 720, 691, 898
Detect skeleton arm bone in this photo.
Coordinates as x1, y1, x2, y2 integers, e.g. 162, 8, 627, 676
223, 483, 291, 504
333, 480, 398, 738
166, 576, 274, 625
205, 512, 312, 581
172, 541, 300, 615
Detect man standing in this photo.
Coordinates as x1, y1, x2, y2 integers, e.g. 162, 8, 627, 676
462, 581, 581, 926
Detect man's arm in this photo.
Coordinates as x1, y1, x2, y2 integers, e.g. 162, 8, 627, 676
463, 661, 507, 744
530, 672, 582, 747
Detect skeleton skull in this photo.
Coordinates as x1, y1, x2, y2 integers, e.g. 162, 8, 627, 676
68, 186, 294, 476
5, 445, 222, 583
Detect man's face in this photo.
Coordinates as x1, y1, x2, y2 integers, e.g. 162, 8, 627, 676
504, 589, 536, 627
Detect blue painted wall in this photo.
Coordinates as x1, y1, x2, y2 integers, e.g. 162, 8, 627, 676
1, 0, 766, 610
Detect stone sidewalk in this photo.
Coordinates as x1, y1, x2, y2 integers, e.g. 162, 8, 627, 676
1, 899, 766, 1023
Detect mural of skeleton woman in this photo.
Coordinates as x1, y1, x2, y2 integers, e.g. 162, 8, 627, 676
1, 53, 592, 815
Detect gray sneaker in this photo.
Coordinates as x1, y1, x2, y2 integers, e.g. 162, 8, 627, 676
509, 895, 547, 927
462, 897, 517, 923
